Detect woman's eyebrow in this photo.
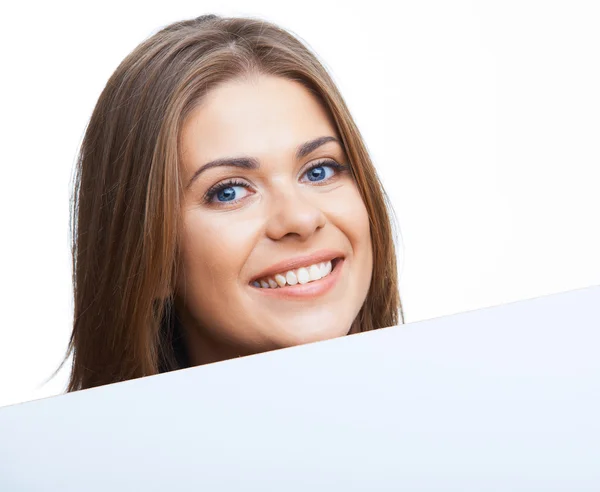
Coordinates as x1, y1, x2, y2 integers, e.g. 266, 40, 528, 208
186, 135, 340, 188
296, 135, 339, 158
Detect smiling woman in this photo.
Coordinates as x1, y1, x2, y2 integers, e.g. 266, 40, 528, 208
64, 14, 403, 390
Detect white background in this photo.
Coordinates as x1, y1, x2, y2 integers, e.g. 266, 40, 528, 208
1, 0, 598, 408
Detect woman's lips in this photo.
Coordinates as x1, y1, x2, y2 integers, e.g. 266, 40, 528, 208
250, 258, 344, 300
249, 250, 344, 284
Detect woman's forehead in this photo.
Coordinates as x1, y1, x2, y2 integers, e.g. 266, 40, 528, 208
180, 75, 339, 168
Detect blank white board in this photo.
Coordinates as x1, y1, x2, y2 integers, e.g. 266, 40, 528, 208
1, 285, 599, 491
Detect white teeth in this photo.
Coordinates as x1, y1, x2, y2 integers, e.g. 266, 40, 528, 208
309, 264, 322, 281
253, 259, 337, 289
286, 270, 298, 286
297, 267, 310, 284
274, 274, 287, 287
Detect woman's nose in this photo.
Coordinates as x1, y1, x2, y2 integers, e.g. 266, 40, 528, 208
265, 186, 327, 241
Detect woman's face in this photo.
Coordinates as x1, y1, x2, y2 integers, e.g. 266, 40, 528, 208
176, 74, 373, 364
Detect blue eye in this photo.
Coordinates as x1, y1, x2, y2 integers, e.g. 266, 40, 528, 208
303, 160, 344, 183
205, 180, 250, 204
216, 185, 247, 202
306, 166, 330, 182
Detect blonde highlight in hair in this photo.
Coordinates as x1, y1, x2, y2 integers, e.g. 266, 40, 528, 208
64, 15, 404, 391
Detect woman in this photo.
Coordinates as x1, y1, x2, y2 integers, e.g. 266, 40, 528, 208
65, 14, 403, 391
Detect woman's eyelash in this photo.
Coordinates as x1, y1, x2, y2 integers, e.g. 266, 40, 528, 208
203, 178, 250, 204
309, 159, 347, 177
202, 159, 348, 204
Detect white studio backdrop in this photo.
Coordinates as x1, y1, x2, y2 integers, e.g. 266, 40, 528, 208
0, 0, 598, 408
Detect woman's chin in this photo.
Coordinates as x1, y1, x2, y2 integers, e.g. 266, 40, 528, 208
271, 319, 352, 348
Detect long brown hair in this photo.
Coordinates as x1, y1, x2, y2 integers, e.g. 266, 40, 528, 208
64, 14, 404, 391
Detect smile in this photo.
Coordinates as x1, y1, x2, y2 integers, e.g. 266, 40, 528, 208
250, 258, 344, 299
251, 258, 339, 288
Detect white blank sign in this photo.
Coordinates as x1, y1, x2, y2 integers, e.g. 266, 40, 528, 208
1, 285, 599, 490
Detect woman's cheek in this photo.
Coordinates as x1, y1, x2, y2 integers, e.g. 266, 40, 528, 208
182, 212, 258, 288
328, 185, 370, 235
